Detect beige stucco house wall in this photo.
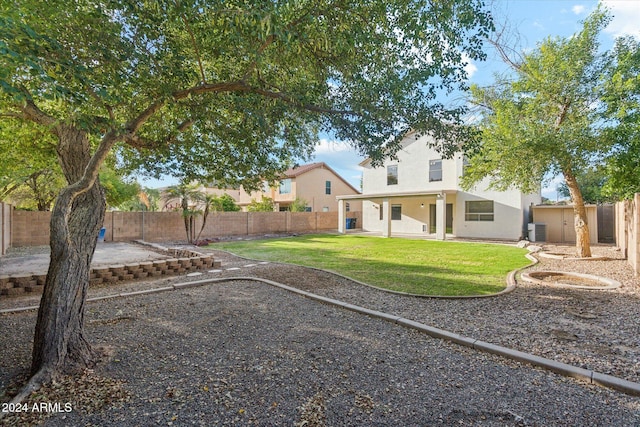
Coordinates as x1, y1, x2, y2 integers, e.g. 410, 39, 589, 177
207, 162, 361, 213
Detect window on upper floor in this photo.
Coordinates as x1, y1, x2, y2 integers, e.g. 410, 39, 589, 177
465, 200, 494, 221
429, 159, 442, 182
387, 165, 398, 185
325, 180, 331, 195
462, 156, 470, 176
279, 179, 292, 194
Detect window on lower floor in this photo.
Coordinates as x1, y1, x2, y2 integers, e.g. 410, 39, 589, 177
465, 200, 494, 221
391, 204, 402, 220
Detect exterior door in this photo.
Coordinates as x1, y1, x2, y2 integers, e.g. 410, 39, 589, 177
429, 204, 453, 234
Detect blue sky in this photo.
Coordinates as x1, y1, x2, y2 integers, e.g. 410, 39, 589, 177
143, 1, 640, 198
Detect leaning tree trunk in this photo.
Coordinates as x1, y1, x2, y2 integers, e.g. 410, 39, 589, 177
563, 167, 592, 258
31, 126, 106, 377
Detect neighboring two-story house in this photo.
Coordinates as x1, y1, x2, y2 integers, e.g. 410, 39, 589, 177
337, 131, 540, 240
213, 162, 361, 213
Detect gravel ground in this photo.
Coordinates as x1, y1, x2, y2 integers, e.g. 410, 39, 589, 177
1, 241, 639, 426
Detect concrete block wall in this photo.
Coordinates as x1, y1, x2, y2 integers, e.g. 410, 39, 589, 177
248, 212, 287, 234
615, 194, 640, 276
202, 212, 249, 236
318, 212, 340, 230
139, 212, 185, 242
289, 212, 316, 232
1, 202, 10, 255
12, 210, 50, 246
8, 210, 362, 247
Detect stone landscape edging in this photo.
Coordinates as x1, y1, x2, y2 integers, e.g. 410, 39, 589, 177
3, 271, 639, 397
0, 242, 221, 299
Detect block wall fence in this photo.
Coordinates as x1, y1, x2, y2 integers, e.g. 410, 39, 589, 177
615, 194, 640, 276
7, 209, 362, 247
1, 202, 10, 256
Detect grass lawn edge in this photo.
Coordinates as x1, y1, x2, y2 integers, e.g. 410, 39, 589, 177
207, 235, 539, 298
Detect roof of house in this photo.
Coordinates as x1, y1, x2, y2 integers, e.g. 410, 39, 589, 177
283, 162, 360, 194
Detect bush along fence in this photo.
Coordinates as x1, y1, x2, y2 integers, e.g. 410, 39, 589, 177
9, 210, 362, 247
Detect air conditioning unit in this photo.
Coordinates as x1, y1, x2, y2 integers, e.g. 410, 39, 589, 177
528, 223, 546, 242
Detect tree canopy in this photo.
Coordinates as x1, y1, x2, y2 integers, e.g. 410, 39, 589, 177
602, 36, 640, 200
0, 0, 495, 397
1, 0, 493, 187
462, 9, 616, 257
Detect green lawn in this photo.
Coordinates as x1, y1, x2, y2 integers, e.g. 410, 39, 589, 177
208, 234, 530, 296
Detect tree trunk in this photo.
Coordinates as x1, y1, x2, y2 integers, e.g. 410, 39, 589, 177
563, 167, 592, 258
31, 126, 106, 376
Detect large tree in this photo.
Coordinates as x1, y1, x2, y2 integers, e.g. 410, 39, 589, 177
0, 0, 492, 396
602, 36, 640, 200
463, 9, 614, 258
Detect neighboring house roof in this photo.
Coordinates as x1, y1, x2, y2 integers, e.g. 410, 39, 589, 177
284, 162, 361, 194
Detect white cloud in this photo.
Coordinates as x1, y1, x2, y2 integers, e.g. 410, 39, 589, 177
312, 138, 364, 189
463, 54, 478, 79
572, 4, 586, 15
602, 0, 640, 39
314, 138, 353, 154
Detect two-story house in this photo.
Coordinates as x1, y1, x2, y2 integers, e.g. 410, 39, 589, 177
337, 131, 540, 240
212, 162, 361, 213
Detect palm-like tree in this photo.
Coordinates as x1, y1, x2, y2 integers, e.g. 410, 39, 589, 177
195, 193, 219, 243
163, 183, 204, 243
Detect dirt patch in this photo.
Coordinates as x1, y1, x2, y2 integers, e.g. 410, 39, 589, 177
522, 270, 621, 290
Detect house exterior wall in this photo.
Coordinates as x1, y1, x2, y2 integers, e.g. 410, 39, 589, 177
359, 134, 541, 240
203, 163, 361, 213
453, 185, 538, 240
362, 142, 459, 194
294, 167, 361, 213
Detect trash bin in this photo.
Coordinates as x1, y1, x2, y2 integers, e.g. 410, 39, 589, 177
346, 218, 354, 229
98, 227, 107, 242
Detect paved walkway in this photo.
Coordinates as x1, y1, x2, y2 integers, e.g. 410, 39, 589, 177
0, 242, 172, 276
